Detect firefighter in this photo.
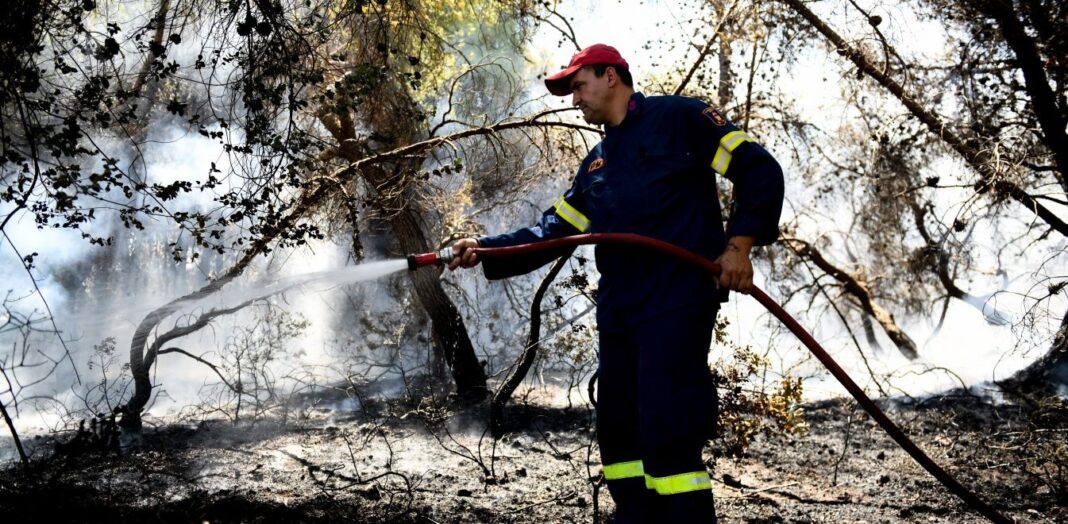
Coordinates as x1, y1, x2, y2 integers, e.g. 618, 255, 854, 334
449, 43, 784, 522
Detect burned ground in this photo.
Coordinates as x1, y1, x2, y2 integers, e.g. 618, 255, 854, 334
1, 390, 1064, 523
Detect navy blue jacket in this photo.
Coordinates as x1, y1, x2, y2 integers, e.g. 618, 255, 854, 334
479, 93, 784, 331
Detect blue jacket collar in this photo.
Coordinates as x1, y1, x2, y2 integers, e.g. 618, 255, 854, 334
607, 92, 644, 134
625, 92, 645, 118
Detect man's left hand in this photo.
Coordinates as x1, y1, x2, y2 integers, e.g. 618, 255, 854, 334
715, 236, 755, 294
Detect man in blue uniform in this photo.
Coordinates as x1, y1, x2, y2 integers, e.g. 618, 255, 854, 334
449, 44, 784, 522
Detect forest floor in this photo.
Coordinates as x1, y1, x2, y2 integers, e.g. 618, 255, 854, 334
1, 384, 1065, 523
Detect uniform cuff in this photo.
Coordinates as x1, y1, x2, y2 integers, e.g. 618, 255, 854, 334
477, 235, 509, 248
727, 221, 779, 247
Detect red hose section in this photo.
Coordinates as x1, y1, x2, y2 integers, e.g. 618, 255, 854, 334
470, 233, 1011, 524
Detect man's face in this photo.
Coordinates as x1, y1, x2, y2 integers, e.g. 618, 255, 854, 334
569, 67, 612, 125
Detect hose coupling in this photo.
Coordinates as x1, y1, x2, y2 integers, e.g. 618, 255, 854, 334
406, 246, 456, 270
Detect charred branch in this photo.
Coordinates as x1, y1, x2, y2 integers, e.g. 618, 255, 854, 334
0, 379, 28, 469
793, 246, 889, 395
157, 347, 238, 393
783, 237, 919, 359
123, 298, 258, 433
908, 201, 1010, 325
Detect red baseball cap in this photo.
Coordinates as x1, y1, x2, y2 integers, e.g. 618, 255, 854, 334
544, 44, 630, 96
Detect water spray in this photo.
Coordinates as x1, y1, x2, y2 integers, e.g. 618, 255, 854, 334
408, 233, 1010, 524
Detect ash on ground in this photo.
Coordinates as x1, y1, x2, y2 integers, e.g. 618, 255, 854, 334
1, 386, 1064, 523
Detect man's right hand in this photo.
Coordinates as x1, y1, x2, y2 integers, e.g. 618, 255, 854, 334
448, 238, 481, 270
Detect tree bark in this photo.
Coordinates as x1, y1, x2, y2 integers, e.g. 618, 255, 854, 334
327, 79, 488, 402
389, 203, 488, 401
717, 37, 734, 109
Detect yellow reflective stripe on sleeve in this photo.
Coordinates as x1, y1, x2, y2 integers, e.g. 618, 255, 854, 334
644, 471, 712, 495
603, 460, 645, 480
553, 196, 591, 232
711, 130, 752, 175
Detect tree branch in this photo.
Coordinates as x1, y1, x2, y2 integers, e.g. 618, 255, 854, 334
777, 0, 1068, 238
673, 0, 740, 96
783, 236, 919, 359
976, 0, 1068, 187
0, 363, 28, 469
157, 346, 238, 393
908, 201, 1009, 325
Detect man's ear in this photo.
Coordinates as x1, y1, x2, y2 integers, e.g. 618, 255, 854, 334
606, 66, 618, 87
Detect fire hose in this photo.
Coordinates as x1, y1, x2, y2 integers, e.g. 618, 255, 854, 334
408, 232, 1011, 523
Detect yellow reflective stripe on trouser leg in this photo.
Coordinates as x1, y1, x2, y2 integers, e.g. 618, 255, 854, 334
553, 196, 591, 232
711, 130, 752, 175
603, 460, 645, 480
644, 471, 712, 495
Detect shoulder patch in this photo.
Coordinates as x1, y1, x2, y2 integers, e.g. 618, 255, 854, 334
588, 158, 605, 172
702, 106, 727, 126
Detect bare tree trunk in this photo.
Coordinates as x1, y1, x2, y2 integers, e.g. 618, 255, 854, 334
389, 203, 488, 401
717, 37, 733, 108
324, 79, 488, 402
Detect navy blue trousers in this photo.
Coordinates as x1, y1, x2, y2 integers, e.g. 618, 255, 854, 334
597, 305, 719, 523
